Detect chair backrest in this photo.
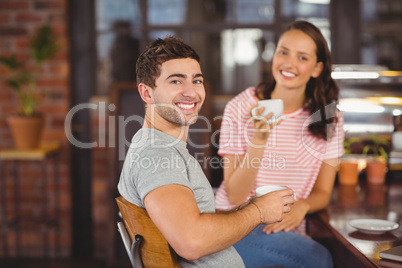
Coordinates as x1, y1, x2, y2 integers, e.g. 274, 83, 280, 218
116, 196, 180, 268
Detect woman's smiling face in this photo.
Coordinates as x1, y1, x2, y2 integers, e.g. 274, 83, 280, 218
272, 29, 323, 92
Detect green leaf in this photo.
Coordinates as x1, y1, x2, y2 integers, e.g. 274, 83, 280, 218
379, 147, 388, 160
362, 145, 371, 155
5, 78, 22, 91
0, 55, 21, 70
31, 25, 58, 63
2, 25, 57, 116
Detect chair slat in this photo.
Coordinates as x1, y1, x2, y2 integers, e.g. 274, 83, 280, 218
116, 196, 180, 268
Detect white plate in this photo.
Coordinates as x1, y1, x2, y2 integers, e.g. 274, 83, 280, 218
350, 219, 399, 235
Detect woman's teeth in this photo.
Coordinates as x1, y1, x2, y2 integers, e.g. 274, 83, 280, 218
281, 70, 296, 77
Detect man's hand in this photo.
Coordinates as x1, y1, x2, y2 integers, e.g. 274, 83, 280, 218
253, 187, 295, 225
263, 200, 309, 233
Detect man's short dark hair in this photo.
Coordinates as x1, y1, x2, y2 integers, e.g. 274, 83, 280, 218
136, 36, 200, 88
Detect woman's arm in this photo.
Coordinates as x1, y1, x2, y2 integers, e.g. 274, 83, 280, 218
222, 150, 262, 205
222, 108, 278, 205
263, 158, 338, 233
303, 157, 338, 213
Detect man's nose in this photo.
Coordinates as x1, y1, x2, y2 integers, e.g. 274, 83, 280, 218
182, 82, 197, 98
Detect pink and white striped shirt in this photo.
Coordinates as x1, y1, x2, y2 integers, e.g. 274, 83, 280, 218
215, 87, 344, 231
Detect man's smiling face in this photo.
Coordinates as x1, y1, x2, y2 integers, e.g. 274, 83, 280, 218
149, 58, 205, 126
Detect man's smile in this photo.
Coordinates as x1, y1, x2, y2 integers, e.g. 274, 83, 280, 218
176, 102, 197, 111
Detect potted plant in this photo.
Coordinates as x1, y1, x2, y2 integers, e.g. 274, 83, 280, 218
362, 135, 389, 185
338, 137, 362, 185
0, 25, 57, 149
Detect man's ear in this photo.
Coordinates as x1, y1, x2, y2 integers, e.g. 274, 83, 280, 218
312, 61, 324, 78
138, 83, 153, 104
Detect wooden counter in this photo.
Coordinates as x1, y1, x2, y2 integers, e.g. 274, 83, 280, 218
307, 172, 402, 268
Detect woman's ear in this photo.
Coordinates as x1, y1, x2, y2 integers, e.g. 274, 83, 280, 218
312, 61, 324, 78
138, 83, 153, 104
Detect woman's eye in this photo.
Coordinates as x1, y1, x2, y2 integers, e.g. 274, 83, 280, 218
299, 56, 308, 61
278, 51, 286, 55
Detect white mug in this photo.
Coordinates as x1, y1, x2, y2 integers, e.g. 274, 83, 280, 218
251, 99, 283, 123
255, 185, 296, 199
392, 131, 402, 151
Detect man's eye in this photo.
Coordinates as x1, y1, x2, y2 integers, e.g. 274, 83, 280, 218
171, 80, 180, 84
193, 80, 203, 84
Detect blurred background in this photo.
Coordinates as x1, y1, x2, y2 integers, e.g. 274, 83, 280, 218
0, 0, 401, 267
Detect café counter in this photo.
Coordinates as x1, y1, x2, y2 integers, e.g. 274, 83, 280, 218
307, 171, 402, 268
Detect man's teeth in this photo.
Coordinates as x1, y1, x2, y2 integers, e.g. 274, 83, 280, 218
282, 70, 296, 77
177, 103, 195, 109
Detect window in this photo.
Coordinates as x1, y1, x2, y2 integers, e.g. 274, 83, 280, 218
95, 0, 333, 96
361, 0, 402, 70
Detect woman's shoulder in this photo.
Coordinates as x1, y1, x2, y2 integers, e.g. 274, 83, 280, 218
227, 87, 259, 107
222, 87, 258, 117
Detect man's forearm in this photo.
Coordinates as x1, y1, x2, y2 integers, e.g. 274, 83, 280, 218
168, 202, 261, 260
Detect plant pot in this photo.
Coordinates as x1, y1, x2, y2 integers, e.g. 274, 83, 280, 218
338, 161, 359, 185
365, 161, 387, 185
7, 114, 44, 149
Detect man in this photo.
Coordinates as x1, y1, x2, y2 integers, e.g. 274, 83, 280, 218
118, 36, 295, 267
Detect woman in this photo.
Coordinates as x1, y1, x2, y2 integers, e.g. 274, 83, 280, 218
215, 20, 344, 267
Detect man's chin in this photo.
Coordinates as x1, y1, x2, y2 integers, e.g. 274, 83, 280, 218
186, 120, 197, 126
177, 119, 197, 127
187, 117, 199, 125
166, 117, 198, 126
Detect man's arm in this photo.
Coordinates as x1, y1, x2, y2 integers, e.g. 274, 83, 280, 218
144, 184, 294, 261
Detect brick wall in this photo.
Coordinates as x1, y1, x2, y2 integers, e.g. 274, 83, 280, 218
0, 0, 71, 258
90, 96, 116, 260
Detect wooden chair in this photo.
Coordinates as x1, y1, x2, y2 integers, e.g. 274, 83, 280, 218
116, 196, 180, 268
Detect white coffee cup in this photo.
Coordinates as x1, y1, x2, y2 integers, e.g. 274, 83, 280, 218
251, 99, 284, 123
392, 131, 402, 151
255, 185, 296, 199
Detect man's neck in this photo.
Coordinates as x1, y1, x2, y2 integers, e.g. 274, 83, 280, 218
143, 114, 189, 142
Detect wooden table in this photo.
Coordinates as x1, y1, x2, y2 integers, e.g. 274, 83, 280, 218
308, 171, 402, 268
0, 143, 60, 257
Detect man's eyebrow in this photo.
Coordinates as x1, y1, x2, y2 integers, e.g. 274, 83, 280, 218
166, 73, 204, 80
166, 73, 186, 80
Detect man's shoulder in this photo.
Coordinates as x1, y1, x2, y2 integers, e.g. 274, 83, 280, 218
130, 128, 183, 150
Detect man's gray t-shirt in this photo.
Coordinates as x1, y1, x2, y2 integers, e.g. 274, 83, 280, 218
118, 128, 244, 268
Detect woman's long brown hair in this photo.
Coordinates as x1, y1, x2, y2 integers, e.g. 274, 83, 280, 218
256, 21, 339, 141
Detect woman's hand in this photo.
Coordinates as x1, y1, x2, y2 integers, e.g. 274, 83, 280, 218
262, 200, 309, 234
249, 104, 281, 144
